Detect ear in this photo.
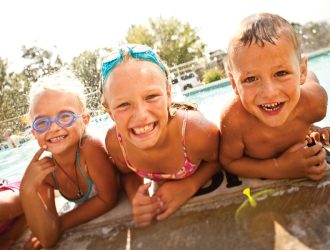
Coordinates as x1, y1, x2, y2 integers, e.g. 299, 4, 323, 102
103, 106, 114, 121
167, 83, 172, 108
31, 129, 38, 139
228, 72, 239, 95
82, 113, 90, 125
299, 57, 308, 85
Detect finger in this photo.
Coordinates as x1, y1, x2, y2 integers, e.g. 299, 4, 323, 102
287, 142, 306, 153
135, 219, 154, 228
303, 142, 323, 157
31, 146, 47, 162
308, 170, 326, 181
310, 132, 321, 143
307, 160, 327, 176
306, 148, 326, 167
39, 165, 56, 179
156, 206, 175, 221
321, 132, 330, 145
136, 182, 152, 197
305, 136, 313, 145
133, 196, 162, 215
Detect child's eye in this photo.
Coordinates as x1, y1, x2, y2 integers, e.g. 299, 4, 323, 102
146, 94, 158, 100
243, 76, 257, 83
275, 71, 288, 77
117, 102, 130, 109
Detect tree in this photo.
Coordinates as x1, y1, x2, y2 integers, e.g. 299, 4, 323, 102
126, 25, 155, 47
71, 50, 101, 94
126, 17, 206, 67
21, 46, 63, 83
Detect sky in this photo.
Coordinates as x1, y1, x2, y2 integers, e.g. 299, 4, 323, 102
1, 0, 330, 71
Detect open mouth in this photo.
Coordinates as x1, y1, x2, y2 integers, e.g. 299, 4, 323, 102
131, 122, 156, 136
48, 135, 67, 143
259, 102, 284, 112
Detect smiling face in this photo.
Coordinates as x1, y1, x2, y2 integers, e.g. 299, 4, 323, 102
104, 59, 171, 150
228, 35, 307, 127
31, 90, 89, 155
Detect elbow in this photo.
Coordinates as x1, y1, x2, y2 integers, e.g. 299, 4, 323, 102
39, 232, 60, 249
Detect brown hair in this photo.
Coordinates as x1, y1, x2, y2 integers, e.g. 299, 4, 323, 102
227, 13, 301, 71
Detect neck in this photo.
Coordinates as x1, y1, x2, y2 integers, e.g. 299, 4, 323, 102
52, 145, 79, 167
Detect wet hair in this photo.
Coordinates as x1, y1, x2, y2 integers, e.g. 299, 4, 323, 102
227, 13, 301, 71
28, 69, 87, 123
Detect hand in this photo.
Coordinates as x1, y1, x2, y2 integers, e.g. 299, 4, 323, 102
23, 234, 42, 250
132, 182, 162, 228
155, 180, 195, 221
20, 146, 55, 193
278, 141, 326, 181
308, 125, 330, 146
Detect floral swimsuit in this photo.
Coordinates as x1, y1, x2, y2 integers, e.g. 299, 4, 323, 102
117, 110, 199, 181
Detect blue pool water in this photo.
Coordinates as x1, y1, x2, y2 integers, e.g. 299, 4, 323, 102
1, 49, 330, 182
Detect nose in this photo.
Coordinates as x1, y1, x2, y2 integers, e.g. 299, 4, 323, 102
260, 78, 278, 99
48, 119, 61, 131
133, 102, 148, 120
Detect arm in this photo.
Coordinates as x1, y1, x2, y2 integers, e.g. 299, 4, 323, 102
105, 127, 162, 228
20, 147, 59, 248
59, 136, 118, 231
220, 115, 326, 180
155, 111, 220, 220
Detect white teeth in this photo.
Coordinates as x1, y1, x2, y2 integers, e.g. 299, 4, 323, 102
133, 124, 154, 135
49, 135, 65, 142
261, 102, 281, 111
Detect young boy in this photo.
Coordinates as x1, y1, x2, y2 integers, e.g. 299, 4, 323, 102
219, 13, 328, 180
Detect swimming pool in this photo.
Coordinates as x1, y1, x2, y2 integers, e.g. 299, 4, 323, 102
1, 49, 330, 182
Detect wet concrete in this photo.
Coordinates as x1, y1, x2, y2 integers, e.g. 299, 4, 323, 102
13, 172, 330, 250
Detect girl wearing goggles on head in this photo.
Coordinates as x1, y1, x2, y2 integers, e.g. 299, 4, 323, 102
100, 44, 220, 228
13, 70, 118, 249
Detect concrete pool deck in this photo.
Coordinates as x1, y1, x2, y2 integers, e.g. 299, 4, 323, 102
13, 164, 330, 250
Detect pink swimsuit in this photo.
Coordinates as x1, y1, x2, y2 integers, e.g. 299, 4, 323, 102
0, 181, 21, 235
117, 110, 199, 181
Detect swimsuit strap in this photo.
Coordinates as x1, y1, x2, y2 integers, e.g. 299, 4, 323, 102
51, 171, 60, 190
116, 131, 134, 171
181, 110, 189, 158
52, 149, 93, 203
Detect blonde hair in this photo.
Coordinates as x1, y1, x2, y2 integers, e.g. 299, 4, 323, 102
227, 13, 301, 72
28, 69, 87, 122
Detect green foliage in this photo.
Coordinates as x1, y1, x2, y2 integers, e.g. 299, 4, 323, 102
203, 68, 226, 84
71, 50, 103, 115
126, 25, 155, 46
22, 46, 63, 83
71, 50, 101, 93
126, 17, 206, 67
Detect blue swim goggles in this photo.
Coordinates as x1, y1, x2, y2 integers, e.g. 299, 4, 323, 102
101, 44, 167, 93
32, 111, 82, 134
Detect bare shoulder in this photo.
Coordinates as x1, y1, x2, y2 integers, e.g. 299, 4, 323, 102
80, 134, 105, 153
183, 109, 219, 136
182, 109, 219, 159
105, 125, 129, 173
105, 125, 118, 151
220, 97, 245, 133
300, 79, 327, 121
